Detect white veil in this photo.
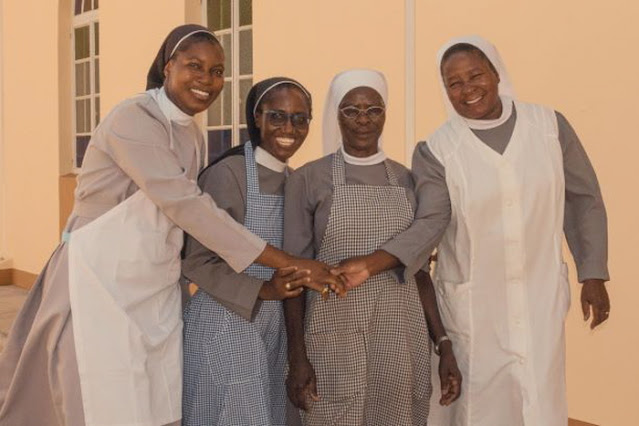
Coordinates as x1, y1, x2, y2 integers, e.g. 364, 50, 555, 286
322, 68, 389, 155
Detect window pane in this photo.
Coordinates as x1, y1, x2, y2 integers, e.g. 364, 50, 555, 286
95, 96, 100, 126
75, 26, 90, 60
239, 127, 249, 145
94, 58, 100, 93
207, 129, 232, 165
94, 0, 99, 9
207, 95, 222, 127
76, 136, 91, 168
220, 34, 232, 78
223, 81, 232, 126
75, 62, 89, 96
207, 0, 231, 31
74, 0, 82, 15
239, 78, 252, 125
239, 30, 252, 75
83, 0, 92, 12
76, 99, 86, 133
239, 0, 252, 26
94, 22, 99, 56
85, 98, 92, 131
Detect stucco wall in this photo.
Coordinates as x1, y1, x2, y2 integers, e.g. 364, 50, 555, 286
2, 0, 61, 273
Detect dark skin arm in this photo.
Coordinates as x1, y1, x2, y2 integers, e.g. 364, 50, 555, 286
283, 294, 319, 410
415, 270, 461, 405
581, 279, 610, 329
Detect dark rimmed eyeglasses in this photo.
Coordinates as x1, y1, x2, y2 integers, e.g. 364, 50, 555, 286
261, 110, 311, 128
339, 105, 386, 120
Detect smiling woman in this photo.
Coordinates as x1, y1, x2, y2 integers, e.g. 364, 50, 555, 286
181, 77, 315, 426
0, 25, 340, 426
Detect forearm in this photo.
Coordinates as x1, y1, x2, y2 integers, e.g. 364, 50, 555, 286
284, 295, 308, 362
255, 244, 296, 269
415, 270, 448, 343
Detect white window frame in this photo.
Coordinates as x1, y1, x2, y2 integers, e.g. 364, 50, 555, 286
71, 5, 99, 171
202, 0, 253, 156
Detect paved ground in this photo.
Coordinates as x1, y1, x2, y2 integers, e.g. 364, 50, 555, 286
0, 285, 28, 352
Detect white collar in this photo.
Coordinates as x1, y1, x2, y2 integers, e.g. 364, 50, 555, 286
463, 96, 513, 130
150, 87, 194, 126
340, 145, 387, 166
255, 146, 287, 173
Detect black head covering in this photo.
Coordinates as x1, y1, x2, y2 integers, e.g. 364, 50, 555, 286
203, 77, 312, 169
146, 24, 216, 90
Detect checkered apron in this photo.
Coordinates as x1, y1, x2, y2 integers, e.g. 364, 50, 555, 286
182, 142, 288, 426
301, 151, 432, 426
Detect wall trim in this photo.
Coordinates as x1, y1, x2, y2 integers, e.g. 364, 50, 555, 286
0, 268, 38, 289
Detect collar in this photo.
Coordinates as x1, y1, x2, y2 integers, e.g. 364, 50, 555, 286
463, 96, 513, 130
340, 145, 387, 166
152, 87, 194, 126
255, 146, 287, 173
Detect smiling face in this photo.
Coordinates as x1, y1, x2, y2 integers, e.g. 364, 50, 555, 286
254, 86, 311, 162
163, 40, 225, 116
441, 49, 502, 120
338, 86, 386, 157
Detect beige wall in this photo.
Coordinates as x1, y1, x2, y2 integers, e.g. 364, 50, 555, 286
414, 1, 638, 425
2, 0, 61, 273
254, 0, 409, 167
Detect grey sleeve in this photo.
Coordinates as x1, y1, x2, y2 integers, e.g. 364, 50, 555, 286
557, 112, 610, 282
103, 104, 265, 272
283, 167, 316, 259
381, 142, 451, 279
182, 160, 263, 321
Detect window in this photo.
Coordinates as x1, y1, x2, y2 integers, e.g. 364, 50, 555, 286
203, 0, 252, 164
72, 0, 99, 169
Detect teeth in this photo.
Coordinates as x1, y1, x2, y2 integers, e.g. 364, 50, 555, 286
191, 88, 209, 98
466, 96, 482, 105
276, 137, 295, 147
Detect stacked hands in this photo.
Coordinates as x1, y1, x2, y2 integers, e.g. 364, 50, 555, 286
258, 253, 380, 301
262, 252, 463, 411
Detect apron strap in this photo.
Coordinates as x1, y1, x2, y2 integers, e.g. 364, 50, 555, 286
383, 160, 400, 186
332, 150, 347, 186
244, 142, 261, 196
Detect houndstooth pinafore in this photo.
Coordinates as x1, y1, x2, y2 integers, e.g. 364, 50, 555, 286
301, 151, 432, 426
182, 143, 288, 426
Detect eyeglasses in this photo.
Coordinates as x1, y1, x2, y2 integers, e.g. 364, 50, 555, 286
339, 105, 385, 120
261, 110, 311, 128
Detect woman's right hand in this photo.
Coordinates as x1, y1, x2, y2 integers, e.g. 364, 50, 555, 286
290, 258, 347, 298
259, 266, 309, 300
286, 357, 320, 410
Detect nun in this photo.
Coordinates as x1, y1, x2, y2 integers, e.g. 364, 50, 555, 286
181, 77, 314, 426
0, 26, 339, 426
333, 37, 611, 426
283, 69, 460, 425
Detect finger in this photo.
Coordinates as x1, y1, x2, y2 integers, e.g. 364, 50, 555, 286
281, 266, 309, 279
286, 276, 311, 290
307, 376, 320, 401
581, 297, 591, 321
591, 305, 609, 329
304, 280, 327, 293
276, 266, 298, 277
